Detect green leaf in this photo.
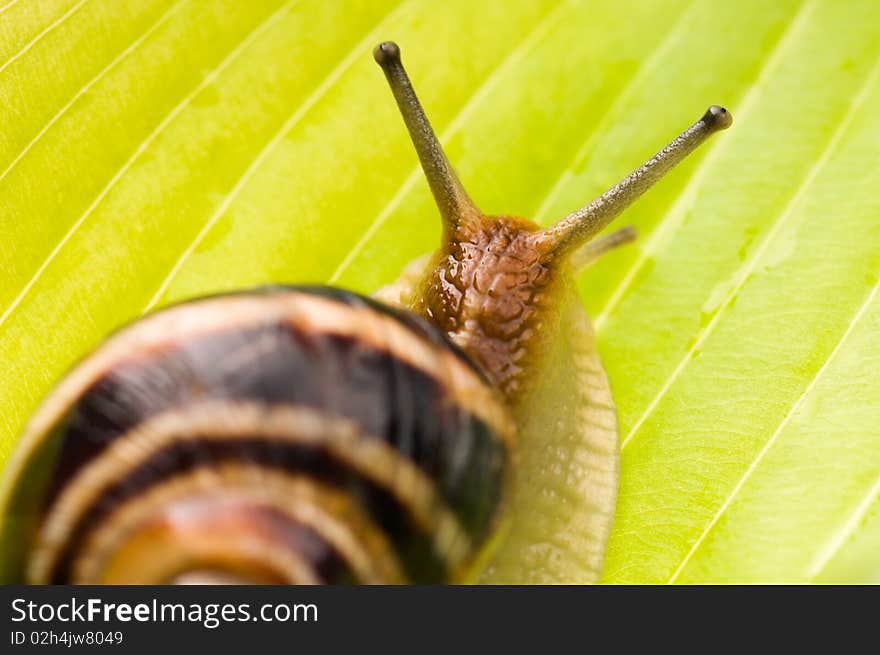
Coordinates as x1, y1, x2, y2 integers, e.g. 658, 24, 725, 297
1, 0, 878, 583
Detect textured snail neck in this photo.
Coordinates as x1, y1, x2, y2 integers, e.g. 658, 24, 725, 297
411, 214, 566, 402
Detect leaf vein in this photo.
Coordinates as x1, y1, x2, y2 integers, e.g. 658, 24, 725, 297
143, 0, 412, 311
807, 473, 880, 580
532, 0, 698, 224
666, 158, 880, 584
0, 0, 88, 77
0, 0, 187, 186
592, 0, 818, 331
622, 38, 880, 455
0, 0, 296, 332
0, 0, 21, 18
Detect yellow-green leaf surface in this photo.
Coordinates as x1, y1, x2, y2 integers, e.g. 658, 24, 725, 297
1, 0, 879, 583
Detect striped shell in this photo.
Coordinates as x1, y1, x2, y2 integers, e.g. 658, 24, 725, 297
0, 287, 513, 584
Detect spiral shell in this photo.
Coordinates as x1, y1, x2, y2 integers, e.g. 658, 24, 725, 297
0, 286, 513, 584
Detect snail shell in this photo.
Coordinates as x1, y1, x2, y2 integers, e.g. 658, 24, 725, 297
0, 287, 511, 584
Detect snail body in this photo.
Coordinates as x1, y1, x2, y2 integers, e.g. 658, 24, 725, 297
0, 42, 731, 584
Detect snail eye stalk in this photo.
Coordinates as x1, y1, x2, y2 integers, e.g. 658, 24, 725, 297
374, 41, 480, 236
543, 105, 732, 256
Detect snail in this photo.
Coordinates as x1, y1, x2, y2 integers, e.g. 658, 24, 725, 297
0, 42, 731, 584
